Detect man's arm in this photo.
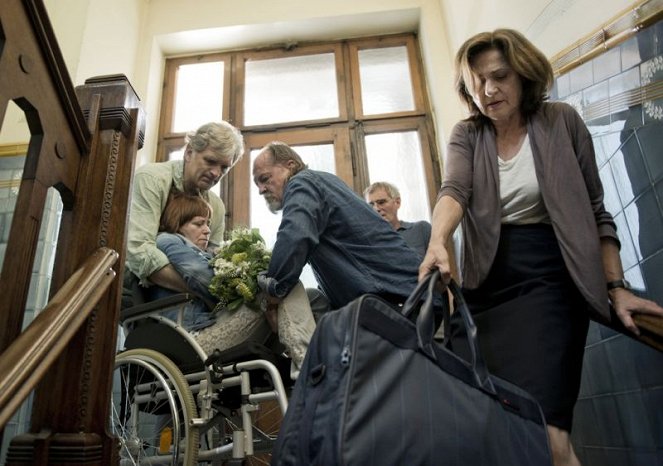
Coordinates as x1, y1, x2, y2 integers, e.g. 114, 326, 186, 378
264, 175, 325, 298
126, 169, 171, 284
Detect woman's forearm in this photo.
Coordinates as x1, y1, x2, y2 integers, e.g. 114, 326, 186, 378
419, 195, 464, 282
600, 237, 624, 283
429, 195, 464, 246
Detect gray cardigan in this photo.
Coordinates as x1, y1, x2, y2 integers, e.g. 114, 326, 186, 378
441, 101, 618, 319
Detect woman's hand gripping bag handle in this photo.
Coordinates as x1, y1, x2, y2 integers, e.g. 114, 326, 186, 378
403, 271, 496, 394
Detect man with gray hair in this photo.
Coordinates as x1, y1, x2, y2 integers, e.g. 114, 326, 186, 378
127, 121, 244, 296
364, 181, 431, 258
253, 141, 421, 313
127, 126, 315, 378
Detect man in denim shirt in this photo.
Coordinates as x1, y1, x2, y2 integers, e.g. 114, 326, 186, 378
252, 141, 420, 312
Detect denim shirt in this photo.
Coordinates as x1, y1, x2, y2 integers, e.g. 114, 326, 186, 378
264, 169, 420, 309
397, 220, 432, 259
152, 232, 217, 331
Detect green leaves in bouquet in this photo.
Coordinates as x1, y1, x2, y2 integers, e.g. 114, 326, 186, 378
208, 228, 272, 311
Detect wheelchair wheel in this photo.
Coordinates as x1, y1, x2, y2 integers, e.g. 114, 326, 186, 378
112, 349, 199, 465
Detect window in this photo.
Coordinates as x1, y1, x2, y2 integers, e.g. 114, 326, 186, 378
358, 46, 415, 115
244, 52, 339, 125
158, 34, 440, 270
172, 61, 225, 132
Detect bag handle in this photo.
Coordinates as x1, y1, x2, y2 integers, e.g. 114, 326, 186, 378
403, 271, 496, 394
403, 272, 443, 358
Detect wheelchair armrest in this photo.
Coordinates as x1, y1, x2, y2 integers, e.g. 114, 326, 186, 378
120, 293, 194, 322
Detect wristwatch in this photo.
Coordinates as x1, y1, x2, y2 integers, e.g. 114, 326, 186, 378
607, 279, 631, 291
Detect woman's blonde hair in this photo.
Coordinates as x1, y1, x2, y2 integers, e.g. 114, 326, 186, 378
455, 28, 553, 122
159, 190, 212, 234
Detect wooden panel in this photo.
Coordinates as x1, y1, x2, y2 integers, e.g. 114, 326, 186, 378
0, 0, 88, 354
0, 0, 144, 462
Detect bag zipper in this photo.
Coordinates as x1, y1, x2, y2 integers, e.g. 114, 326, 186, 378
337, 295, 363, 466
340, 346, 351, 366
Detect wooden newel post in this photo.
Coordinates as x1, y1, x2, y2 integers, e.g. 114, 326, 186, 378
6, 75, 144, 465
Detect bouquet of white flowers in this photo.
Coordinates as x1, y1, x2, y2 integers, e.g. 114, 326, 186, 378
208, 228, 271, 311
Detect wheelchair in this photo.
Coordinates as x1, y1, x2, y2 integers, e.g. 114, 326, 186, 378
112, 281, 292, 465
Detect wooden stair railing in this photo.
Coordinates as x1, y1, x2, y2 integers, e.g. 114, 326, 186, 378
633, 314, 663, 352
0, 247, 118, 428
0, 0, 144, 464
589, 305, 663, 353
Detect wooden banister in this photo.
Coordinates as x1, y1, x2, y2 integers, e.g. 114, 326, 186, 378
1, 0, 143, 462
633, 314, 663, 352
0, 248, 118, 428
592, 307, 663, 353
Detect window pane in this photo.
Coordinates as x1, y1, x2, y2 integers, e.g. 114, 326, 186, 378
365, 131, 430, 222
244, 54, 339, 125
250, 144, 336, 288
359, 46, 415, 115
173, 62, 224, 133
168, 147, 184, 161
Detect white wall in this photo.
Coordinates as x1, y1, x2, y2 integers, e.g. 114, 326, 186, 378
132, 0, 458, 167
99, 0, 643, 164
0, 0, 146, 144
72, 0, 147, 85
2, 0, 641, 162
438, 0, 635, 58
43, 0, 146, 85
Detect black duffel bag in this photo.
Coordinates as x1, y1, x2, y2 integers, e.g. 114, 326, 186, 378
272, 272, 553, 465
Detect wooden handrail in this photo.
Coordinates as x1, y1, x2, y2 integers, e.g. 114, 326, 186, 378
595, 307, 663, 353
634, 314, 663, 352
0, 247, 118, 428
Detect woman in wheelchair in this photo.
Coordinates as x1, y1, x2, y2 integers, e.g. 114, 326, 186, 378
154, 190, 315, 377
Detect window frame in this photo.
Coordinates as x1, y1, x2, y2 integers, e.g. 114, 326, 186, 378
348, 34, 427, 120
157, 33, 441, 229
157, 53, 232, 162
235, 42, 348, 129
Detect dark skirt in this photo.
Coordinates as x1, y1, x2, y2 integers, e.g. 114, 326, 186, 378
451, 223, 589, 431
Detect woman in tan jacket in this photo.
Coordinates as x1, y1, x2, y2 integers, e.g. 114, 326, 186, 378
419, 29, 663, 466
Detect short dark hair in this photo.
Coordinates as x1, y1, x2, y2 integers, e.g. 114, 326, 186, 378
159, 190, 212, 233
455, 28, 553, 122
262, 141, 308, 175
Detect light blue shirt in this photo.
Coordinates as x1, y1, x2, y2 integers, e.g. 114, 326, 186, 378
152, 232, 216, 331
